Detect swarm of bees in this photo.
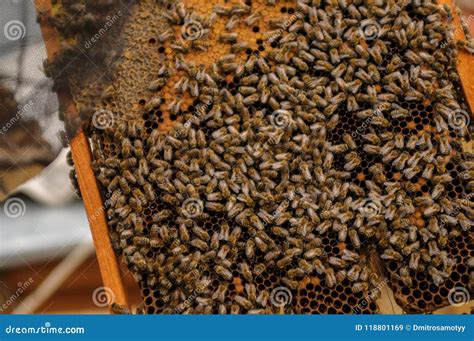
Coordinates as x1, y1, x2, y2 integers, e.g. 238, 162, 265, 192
45, 0, 473, 314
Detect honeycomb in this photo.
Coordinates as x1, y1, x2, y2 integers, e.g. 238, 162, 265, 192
42, 0, 473, 314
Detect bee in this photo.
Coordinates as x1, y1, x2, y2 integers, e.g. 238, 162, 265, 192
111, 303, 131, 314
234, 295, 252, 310
342, 134, 357, 150
212, 284, 227, 303
325, 268, 336, 287
190, 238, 208, 251
428, 266, 448, 286
288, 268, 305, 279
120, 158, 137, 170
347, 265, 361, 282
457, 213, 472, 231
409, 252, 420, 271
132, 188, 147, 207
380, 248, 402, 261
344, 151, 361, 171
295, 259, 312, 275
342, 249, 360, 262
117, 176, 131, 194
275, 255, 292, 269
142, 182, 156, 202
329, 256, 346, 268
132, 252, 147, 271
133, 235, 150, 246
352, 282, 369, 294
245, 283, 257, 303
219, 32, 238, 43
229, 41, 250, 54
215, 265, 233, 281
256, 290, 270, 307
398, 266, 412, 287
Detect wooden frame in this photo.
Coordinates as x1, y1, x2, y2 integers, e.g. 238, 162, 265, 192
32, 0, 473, 314
34, 0, 129, 312
440, 0, 474, 113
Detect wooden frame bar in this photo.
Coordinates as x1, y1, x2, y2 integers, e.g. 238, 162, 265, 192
34, 0, 129, 313
441, 0, 474, 113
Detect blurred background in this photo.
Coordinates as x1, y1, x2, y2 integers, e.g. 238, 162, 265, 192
0, 0, 472, 314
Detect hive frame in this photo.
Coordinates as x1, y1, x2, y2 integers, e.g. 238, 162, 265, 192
34, 0, 474, 314
35, 0, 130, 313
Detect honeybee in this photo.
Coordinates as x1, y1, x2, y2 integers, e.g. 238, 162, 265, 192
190, 239, 208, 252
329, 256, 346, 268
215, 265, 232, 281
234, 295, 252, 310
352, 282, 369, 294
428, 266, 448, 286
256, 290, 270, 307
342, 249, 360, 262
380, 248, 402, 261
347, 264, 361, 282
344, 151, 361, 171
325, 268, 336, 287
212, 284, 227, 304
